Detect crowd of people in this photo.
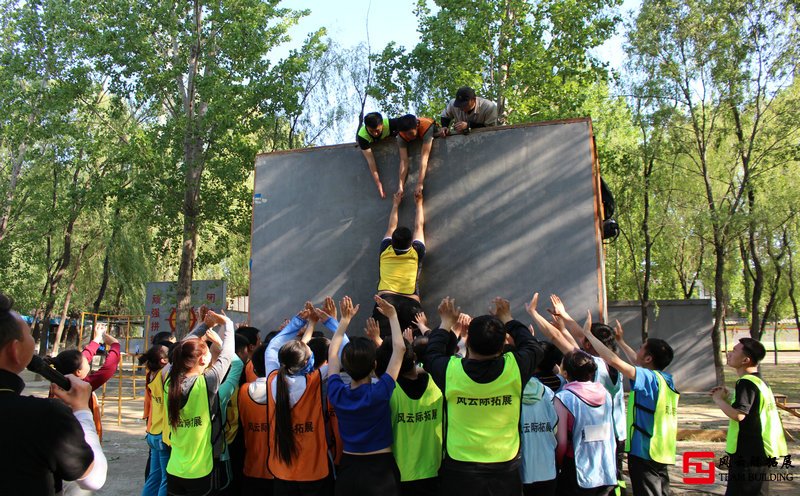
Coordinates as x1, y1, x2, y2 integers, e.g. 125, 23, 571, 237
0, 86, 789, 496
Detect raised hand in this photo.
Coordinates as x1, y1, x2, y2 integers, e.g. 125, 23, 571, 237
305, 301, 319, 323
298, 301, 315, 321
524, 293, 540, 318
710, 385, 729, 402
339, 296, 360, 321
582, 310, 592, 335
365, 317, 382, 346
392, 191, 403, 206
491, 297, 512, 324
374, 295, 397, 318
437, 297, 460, 331
205, 310, 226, 327
453, 313, 472, 338
614, 319, 625, 342
549, 294, 571, 320
413, 311, 430, 334
403, 327, 414, 343
323, 296, 337, 321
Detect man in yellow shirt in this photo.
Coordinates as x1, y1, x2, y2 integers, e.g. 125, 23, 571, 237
373, 190, 425, 337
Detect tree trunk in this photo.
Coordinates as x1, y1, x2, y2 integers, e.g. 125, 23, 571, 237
746, 191, 764, 339
711, 243, 726, 384
52, 242, 89, 354
786, 233, 800, 350
175, 131, 204, 337
93, 206, 121, 313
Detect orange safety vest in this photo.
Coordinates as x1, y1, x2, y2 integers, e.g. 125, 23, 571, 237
266, 370, 329, 481
398, 117, 434, 143
244, 360, 257, 383
237, 382, 273, 480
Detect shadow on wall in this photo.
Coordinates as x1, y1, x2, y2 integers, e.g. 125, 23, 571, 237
251, 120, 605, 334
608, 299, 714, 393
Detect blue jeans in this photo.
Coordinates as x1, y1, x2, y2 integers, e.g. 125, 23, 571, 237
142, 433, 170, 496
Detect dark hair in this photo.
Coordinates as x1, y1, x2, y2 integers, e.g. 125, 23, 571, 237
391, 227, 413, 251
739, 338, 766, 365
138, 344, 169, 373
251, 343, 267, 378
264, 330, 279, 346
643, 338, 674, 370
538, 341, 564, 373
150, 331, 173, 346
167, 338, 208, 428
363, 112, 383, 129
376, 338, 415, 377
467, 315, 506, 356
308, 337, 330, 370
341, 337, 377, 381
274, 340, 312, 465
563, 350, 597, 382
0, 293, 23, 350
412, 335, 429, 364
590, 323, 617, 352
236, 326, 260, 347
47, 349, 83, 375
234, 334, 249, 355
397, 114, 418, 132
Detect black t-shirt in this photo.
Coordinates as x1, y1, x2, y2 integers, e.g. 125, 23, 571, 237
397, 372, 430, 400
0, 369, 94, 495
731, 373, 766, 458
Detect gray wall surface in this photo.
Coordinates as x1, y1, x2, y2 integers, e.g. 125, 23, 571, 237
608, 299, 715, 392
250, 120, 606, 333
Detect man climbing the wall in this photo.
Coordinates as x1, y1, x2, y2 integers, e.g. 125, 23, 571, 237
372, 189, 425, 337
440, 86, 498, 135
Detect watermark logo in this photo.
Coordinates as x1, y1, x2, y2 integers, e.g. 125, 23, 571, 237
682, 451, 716, 484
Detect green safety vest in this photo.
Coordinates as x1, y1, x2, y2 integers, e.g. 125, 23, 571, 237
390, 375, 443, 481
625, 370, 679, 464
445, 354, 521, 463
165, 375, 214, 478
357, 116, 391, 144
726, 374, 788, 458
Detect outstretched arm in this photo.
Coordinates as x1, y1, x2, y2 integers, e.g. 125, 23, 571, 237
328, 296, 359, 376
397, 145, 409, 195
384, 192, 402, 238
376, 295, 405, 380
581, 311, 636, 380
613, 320, 637, 363
413, 191, 425, 244
525, 293, 577, 355
361, 148, 385, 199
549, 295, 587, 345
416, 139, 433, 195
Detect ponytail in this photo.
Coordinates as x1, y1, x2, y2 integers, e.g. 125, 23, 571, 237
273, 340, 311, 465
167, 338, 207, 429
48, 349, 83, 375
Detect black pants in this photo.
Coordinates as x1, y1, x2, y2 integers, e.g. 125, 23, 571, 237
335, 453, 400, 496
400, 476, 439, 496
523, 478, 557, 496
372, 294, 423, 338
167, 473, 214, 496
438, 456, 522, 496
627, 454, 670, 496
556, 457, 614, 496
241, 476, 273, 495
273, 476, 333, 496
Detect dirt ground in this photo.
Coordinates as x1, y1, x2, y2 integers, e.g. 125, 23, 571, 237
19, 363, 800, 495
